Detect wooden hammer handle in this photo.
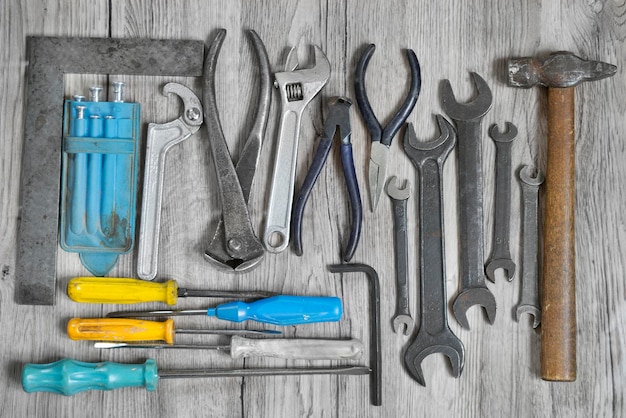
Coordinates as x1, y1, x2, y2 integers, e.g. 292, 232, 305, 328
541, 87, 577, 381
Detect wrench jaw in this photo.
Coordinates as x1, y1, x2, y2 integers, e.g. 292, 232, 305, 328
392, 315, 415, 336
452, 287, 497, 330
402, 116, 456, 163
485, 259, 516, 282
516, 305, 541, 329
489, 122, 518, 143
274, 45, 331, 111
403, 333, 465, 386
441, 72, 493, 121
162, 83, 204, 130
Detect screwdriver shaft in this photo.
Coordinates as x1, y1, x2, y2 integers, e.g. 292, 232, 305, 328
158, 366, 370, 379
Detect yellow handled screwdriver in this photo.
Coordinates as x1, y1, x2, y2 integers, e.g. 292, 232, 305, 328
67, 277, 275, 305
67, 318, 279, 343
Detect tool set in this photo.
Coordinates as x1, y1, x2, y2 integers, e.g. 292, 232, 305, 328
15, 29, 617, 405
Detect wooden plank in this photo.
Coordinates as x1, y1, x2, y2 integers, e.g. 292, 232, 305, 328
0, 0, 623, 416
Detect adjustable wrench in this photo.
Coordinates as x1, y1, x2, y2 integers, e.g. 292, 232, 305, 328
137, 83, 203, 281
385, 177, 414, 335
403, 118, 464, 386
485, 122, 518, 281
443, 72, 497, 329
263, 45, 331, 253
516, 166, 544, 328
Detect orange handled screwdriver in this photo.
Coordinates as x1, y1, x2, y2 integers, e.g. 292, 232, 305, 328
67, 277, 275, 305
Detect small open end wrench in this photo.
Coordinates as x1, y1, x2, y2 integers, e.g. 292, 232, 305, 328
516, 166, 544, 328
402, 117, 464, 386
485, 122, 518, 282
385, 176, 415, 335
137, 83, 203, 281
263, 45, 331, 253
443, 73, 497, 329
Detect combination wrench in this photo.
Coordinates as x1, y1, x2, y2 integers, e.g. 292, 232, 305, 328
385, 176, 414, 335
263, 45, 331, 253
485, 122, 518, 281
403, 117, 464, 386
137, 83, 203, 281
516, 166, 544, 328
443, 72, 497, 329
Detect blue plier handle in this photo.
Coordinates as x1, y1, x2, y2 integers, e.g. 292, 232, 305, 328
291, 97, 363, 262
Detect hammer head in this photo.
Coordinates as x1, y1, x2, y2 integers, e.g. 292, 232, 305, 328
508, 51, 616, 88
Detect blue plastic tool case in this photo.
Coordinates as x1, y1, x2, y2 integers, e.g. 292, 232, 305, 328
60, 99, 141, 276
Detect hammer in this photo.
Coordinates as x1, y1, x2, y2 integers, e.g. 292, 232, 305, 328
507, 51, 616, 381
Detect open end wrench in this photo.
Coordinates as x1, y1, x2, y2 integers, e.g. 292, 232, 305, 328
402, 117, 464, 386
137, 83, 203, 281
203, 29, 265, 270
516, 166, 545, 328
443, 73, 497, 330
263, 45, 331, 253
385, 177, 415, 335
203, 29, 271, 272
485, 122, 518, 282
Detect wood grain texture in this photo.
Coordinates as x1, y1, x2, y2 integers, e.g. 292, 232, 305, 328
0, 0, 624, 416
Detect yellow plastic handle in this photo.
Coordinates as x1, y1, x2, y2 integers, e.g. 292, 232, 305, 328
67, 318, 175, 344
67, 277, 178, 305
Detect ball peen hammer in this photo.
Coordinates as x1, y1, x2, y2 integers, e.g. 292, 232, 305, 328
507, 51, 616, 381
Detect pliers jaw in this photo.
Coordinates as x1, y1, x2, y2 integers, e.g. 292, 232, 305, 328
323, 97, 352, 144
368, 142, 389, 212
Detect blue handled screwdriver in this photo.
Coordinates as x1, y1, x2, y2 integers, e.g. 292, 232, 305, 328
22, 358, 370, 396
105, 295, 342, 326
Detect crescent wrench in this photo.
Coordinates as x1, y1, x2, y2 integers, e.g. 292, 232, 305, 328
263, 44, 331, 253
137, 83, 203, 280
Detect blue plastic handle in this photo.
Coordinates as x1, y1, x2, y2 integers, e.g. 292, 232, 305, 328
207, 295, 343, 326
22, 359, 158, 395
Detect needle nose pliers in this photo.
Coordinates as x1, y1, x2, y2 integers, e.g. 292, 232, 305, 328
291, 97, 363, 262
355, 44, 421, 212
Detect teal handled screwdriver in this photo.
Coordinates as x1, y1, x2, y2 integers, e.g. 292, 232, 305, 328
22, 359, 370, 396
106, 295, 342, 326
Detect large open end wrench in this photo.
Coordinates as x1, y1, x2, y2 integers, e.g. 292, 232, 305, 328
516, 166, 544, 328
263, 45, 331, 253
385, 176, 415, 335
137, 83, 203, 281
402, 117, 464, 386
443, 72, 497, 329
203, 29, 271, 272
485, 122, 518, 281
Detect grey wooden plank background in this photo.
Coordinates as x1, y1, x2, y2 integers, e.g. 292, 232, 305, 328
0, 0, 624, 417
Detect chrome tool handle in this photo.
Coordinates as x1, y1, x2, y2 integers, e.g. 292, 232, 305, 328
137, 121, 188, 280
229, 336, 363, 360
263, 107, 303, 253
